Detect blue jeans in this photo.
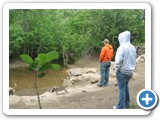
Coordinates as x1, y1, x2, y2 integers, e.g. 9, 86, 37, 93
99, 62, 111, 86
115, 71, 132, 109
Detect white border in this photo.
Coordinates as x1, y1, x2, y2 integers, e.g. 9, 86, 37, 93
3, 3, 151, 115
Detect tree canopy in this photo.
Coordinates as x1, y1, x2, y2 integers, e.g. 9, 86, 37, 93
9, 9, 145, 64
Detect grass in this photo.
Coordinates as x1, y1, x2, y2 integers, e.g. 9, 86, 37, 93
126, 104, 137, 109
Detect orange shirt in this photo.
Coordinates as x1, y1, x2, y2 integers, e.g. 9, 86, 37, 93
99, 44, 114, 62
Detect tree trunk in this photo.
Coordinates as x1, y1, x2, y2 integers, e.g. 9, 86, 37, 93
62, 48, 68, 67
34, 71, 42, 109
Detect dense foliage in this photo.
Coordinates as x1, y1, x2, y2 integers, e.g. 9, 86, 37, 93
9, 9, 145, 64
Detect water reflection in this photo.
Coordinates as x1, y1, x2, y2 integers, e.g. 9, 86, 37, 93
9, 67, 68, 96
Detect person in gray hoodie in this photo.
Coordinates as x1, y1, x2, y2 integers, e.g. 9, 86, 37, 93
113, 31, 136, 109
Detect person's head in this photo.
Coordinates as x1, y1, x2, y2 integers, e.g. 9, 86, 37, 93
102, 39, 109, 45
118, 31, 130, 45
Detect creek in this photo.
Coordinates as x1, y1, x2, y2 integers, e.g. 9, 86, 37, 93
9, 67, 68, 96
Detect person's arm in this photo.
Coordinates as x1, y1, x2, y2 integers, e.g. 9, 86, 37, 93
111, 47, 114, 60
99, 48, 105, 62
114, 47, 124, 72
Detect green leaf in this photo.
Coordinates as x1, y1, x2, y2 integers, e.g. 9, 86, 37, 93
38, 53, 46, 65
39, 62, 52, 72
20, 54, 33, 64
44, 51, 59, 63
51, 64, 60, 70
38, 72, 46, 78
28, 60, 39, 71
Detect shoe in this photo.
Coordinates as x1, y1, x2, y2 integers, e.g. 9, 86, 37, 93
103, 85, 108, 87
113, 106, 117, 109
97, 84, 103, 87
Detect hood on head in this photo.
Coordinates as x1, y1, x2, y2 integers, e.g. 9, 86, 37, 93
118, 31, 130, 45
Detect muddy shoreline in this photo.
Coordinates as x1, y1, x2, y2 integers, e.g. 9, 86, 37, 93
9, 55, 145, 109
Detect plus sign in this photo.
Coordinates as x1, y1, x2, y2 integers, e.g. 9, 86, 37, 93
137, 89, 158, 110
141, 93, 153, 105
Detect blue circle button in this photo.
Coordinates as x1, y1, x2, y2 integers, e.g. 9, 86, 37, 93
137, 89, 158, 110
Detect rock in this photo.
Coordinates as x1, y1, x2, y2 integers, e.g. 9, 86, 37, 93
135, 46, 145, 58
40, 92, 53, 98
9, 92, 60, 106
67, 68, 82, 77
69, 76, 83, 86
82, 73, 100, 83
90, 74, 101, 83
9, 95, 21, 105
136, 54, 145, 63
20, 96, 38, 105
65, 66, 119, 87
67, 68, 98, 77
65, 68, 101, 87
81, 68, 97, 74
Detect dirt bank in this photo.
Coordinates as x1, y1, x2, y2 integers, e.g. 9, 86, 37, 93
9, 56, 144, 109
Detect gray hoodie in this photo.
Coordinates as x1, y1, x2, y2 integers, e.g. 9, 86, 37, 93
115, 31, 136, 75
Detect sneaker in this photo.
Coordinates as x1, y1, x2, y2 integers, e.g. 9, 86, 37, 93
97, 84, 103, 87
113, 106, 117, 109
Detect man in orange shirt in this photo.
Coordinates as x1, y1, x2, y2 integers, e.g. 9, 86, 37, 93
97, 39, 114, 87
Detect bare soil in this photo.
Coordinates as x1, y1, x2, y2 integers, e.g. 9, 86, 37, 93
9, 56, 144, 109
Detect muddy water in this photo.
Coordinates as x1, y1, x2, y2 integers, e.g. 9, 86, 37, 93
9, 67, 68, 96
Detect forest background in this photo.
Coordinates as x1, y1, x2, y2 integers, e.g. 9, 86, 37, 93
9, 9, 145, 65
